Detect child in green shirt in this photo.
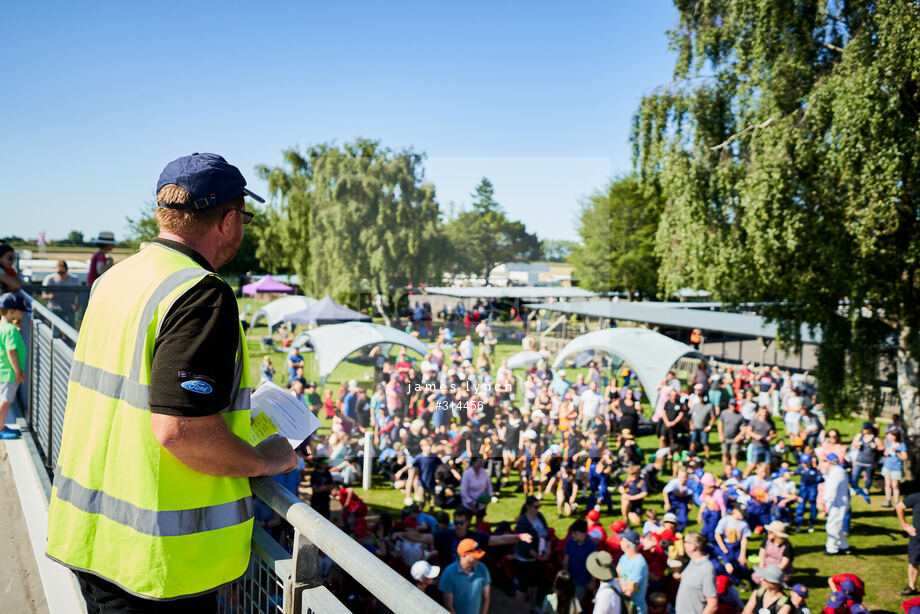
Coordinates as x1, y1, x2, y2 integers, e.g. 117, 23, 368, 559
0, 293, 27, 440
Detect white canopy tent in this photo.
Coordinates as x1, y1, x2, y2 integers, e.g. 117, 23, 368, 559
250, 295, 317, 330
505, 350, 549, 370
294, 322, 430, 385
552, 328, 704, 406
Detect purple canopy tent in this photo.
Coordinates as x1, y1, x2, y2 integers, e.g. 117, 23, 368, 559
242, 274, 294, 296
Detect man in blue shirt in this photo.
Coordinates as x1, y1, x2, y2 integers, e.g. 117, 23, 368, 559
343, 380, 359, 423
616, 530, 649, 614
439, 538, 490, 614
563, 519, 597, 600
286, 348, 304, 382
551, 370, 571, 398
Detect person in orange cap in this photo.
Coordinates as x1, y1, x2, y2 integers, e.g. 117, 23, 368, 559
439, 538, 491, 614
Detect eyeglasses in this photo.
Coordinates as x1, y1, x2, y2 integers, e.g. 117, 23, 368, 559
230, 208, 254, 224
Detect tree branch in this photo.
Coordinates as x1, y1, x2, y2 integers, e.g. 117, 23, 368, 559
820, 41, 845, 54
709, 117, 776, 151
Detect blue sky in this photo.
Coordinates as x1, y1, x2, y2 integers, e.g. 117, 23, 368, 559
1, 1, 678, 243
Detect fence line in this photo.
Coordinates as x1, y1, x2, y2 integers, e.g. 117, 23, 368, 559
22, 296, 445, 614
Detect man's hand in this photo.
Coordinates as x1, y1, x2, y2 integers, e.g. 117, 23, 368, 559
255, 435, 298, 475
518, 533, 533, 543
905, 523, 917, 537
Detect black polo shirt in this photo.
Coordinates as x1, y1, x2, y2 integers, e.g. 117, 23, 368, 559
147, 239, 240, 418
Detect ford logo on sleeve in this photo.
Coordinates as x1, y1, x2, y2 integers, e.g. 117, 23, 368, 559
181, 380, 214, 395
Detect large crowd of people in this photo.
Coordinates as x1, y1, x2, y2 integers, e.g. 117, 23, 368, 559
254, 315, 916, 614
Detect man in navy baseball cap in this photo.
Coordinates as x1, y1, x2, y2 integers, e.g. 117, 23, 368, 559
157, 153, 264, 211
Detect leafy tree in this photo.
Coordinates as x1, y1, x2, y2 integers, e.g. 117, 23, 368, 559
66, 230, 84, 246
632, 1, 920, 437
255, 139, 448, 305
125, 207, 159, 248
541, 239, 577, 263
444, 178, 542, 283
571, 175, 660, 297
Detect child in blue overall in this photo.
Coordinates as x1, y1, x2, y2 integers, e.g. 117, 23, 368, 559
714, 503, 751, 584
742, 462, 774, 532
697, 473, 726, 544
722, 468, 744, 505
795, 453, 822, 533
584, 448, 615, 514
663, 468, 694, 531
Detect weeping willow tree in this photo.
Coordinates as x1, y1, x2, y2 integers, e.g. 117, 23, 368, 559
255, 139, 448, 306
632, 1, 920, 437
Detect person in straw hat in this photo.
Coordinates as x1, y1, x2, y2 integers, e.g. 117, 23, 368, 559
752, 521, 794, 586
586, 550, 624, 614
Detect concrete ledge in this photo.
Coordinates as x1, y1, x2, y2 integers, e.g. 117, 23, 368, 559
5, 407, 86, 614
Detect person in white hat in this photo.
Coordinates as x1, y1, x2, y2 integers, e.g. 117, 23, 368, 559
741, 564, 791, 614
410, 560, 440, 592
86, 231, 116, 286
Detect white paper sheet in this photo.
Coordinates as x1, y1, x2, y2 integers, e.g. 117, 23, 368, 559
250, 381, 321, 447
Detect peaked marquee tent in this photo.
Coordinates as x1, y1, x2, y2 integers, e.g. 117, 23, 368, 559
294, 322, 430, 385
552, 328, 704, 406
242, 274, 294, 296
294, 295, 372, 326
249, 295, 317, 330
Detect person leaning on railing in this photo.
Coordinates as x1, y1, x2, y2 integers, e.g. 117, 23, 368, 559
45, 153, 297, 613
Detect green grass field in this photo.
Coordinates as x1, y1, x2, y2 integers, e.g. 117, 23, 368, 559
241, 298, 909, 612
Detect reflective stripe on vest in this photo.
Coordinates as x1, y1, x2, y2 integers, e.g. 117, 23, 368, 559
46, 242, 253, 599
68, 359, 251, 412
53, 469, 254, 536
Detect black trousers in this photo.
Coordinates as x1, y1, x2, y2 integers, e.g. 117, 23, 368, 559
76, 571, 217, 614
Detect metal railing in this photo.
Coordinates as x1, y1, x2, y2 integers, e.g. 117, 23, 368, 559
22, 297, 446, 614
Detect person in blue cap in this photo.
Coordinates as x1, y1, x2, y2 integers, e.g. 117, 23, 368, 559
795, 453, 823, 533
789, 583, 810, 614
0, 292, 28, 440
46, 153, 297, 613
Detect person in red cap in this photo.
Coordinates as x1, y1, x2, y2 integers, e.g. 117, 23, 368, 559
438, 538, 491, 614
586, 508, 607, 543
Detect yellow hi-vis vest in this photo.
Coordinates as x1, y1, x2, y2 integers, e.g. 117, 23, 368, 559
46, 242, 252, 600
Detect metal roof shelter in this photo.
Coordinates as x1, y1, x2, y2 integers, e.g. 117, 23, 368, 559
423, 286, 595, 299
528, 300, 820, 343
552, 328, 704, 406
293, 322, 430, 385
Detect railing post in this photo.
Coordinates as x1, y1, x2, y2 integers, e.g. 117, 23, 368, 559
27, 317, 36, 428
286, 528, 321, 614
46, 329, 55, 472
362, 431, 373, 491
